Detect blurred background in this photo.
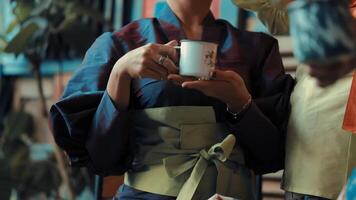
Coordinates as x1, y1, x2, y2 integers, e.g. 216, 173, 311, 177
0, 0, 296, 199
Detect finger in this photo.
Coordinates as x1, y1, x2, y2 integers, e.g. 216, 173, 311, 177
140, 67, 163, 80
167, 74, 185, 85
146, 59, 169, 78
168, 74, 185, 85
209, 69, 240, 83
167, 74, 197, 85
157, 44, 177, 62
182, 80, 212, 91
162, 56, 179, 74
152, 54, 178, 74
165, 40, 178, 47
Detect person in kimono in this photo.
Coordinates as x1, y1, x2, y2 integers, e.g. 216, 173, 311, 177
232, 0, 356, 199
50, 0, 294, 199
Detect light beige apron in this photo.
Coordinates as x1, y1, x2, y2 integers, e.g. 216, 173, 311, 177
283, 65, 356, 199
124, 106, 255, 200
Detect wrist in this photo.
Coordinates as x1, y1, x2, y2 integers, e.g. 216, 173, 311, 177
226, 93, 251, 113
107, 62, 132, 110
113, 59, 131, 80
226, 95, 252, 121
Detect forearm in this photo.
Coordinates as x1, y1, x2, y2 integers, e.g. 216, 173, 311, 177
107, 61, 132, 111
228, 102, 285, 174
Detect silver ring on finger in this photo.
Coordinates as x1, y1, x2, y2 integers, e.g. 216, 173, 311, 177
158, 55, 167, 66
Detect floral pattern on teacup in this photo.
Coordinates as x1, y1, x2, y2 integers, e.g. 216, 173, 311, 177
204, 50, 216, 68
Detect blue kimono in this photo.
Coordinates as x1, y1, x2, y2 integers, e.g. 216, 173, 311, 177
50, 4, 294, 199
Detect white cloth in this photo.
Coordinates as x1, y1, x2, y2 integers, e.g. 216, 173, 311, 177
283, 65, 356, 199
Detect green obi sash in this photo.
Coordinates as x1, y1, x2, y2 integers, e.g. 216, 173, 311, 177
124, 106, 255, 200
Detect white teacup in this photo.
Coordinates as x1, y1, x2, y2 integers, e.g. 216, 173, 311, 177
177, 40, 218, 80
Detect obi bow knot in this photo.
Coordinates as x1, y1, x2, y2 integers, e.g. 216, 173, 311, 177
163, 134, 237, 200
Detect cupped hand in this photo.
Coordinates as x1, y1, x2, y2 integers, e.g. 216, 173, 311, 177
168, 69, 251, 112
107, 40, 178, 110
113, 40, 179, 80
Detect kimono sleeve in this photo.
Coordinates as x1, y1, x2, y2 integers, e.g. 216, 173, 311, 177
49, 32, 133, 176
230, 35, 295, 174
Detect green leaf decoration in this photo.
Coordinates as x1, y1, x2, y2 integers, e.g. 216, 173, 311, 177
68, 3, 105, 22
16, 160, 61, 198
0, 36, 7, 51
2, 111, 34, 143
53, 12, 77, 33
4, 23, 39, 54
6, 18, 20, 34
30, 0, 53, 16
8, 147, 29, 171
4, 18, 48, 54
3, 0, 106, 58
14, 2, 34, 22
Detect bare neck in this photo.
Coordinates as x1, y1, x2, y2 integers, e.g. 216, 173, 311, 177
167, 0, 212, 40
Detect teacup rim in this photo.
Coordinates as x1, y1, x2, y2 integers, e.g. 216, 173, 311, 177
180, 39, 218, 46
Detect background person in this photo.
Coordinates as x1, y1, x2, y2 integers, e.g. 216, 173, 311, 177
232, 0, 356, 87
232, 0, 356, 199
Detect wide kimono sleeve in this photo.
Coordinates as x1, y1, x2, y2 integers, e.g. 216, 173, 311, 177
230, 34, 294, 174
49, 32, 133, 176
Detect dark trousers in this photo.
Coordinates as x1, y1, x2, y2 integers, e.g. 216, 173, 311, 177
285, 192, 332, 200
113, 185, 176, 200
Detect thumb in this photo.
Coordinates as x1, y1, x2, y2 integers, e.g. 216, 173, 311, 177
211, 69, 241, 83
182, 80, 209, 91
